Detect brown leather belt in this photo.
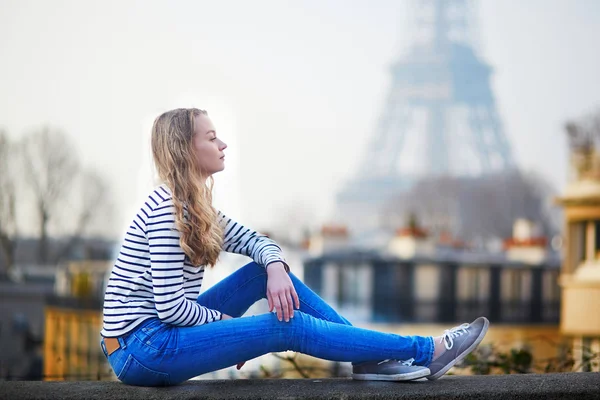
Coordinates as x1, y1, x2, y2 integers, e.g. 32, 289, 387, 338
103, 337, 121, 356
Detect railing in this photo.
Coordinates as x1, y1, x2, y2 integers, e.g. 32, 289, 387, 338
304, 254, 561, 324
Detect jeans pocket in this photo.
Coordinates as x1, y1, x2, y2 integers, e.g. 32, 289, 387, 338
117, 354, 171, 387
100, 340, 108, 358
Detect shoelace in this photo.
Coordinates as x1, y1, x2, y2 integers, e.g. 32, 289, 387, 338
440, 323, 470, 350
377, 358, 415, 366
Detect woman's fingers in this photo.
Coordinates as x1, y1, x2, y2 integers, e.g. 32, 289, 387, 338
279, 292, 290, 321
292, 287, 300, 310
267, 290, 274, 312
268, 289, 286, 321
286, 290, 295, 318
272, 292, 283, 321
266, 281, 300, 322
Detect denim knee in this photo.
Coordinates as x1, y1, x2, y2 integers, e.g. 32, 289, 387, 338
241, 261, 265, 273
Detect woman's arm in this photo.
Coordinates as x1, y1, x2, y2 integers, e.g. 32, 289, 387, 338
217, 211, 299, 321
148, 201, 222, 325
217, 210, 290, 271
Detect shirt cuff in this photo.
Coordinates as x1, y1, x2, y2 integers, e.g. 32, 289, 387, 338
265, 260, 290, 273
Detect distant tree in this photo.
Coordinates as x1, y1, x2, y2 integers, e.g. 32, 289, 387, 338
0, 126, 113, 269
456, 170, 558, 242
382, 175, 462, 235
0, 130, 19, 272
54, 168, 112, 262
20, 127, 80, 263
21, 127, 114, 264
565, 109, 600, 179
382, 170, 559, 245
565, 109, 600, 152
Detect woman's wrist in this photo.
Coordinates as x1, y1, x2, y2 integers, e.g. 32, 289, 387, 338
266, 261, 290, 273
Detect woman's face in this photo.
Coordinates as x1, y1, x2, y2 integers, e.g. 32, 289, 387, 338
192, 114, 227, 176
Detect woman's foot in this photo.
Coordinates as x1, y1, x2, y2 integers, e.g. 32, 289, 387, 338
427, 317, 489, 380
352, 358, 431, 381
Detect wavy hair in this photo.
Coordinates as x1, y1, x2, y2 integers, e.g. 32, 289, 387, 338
151, 108, 223, 267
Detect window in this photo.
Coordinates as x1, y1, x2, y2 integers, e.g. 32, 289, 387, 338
580, 222, 587, 262
595, 220, 600, 259
501, 269, 531, 302
542, 270, 560, 302
458, 267, 489, 302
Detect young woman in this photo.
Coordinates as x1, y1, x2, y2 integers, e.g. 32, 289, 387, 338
100, 108, 489, 387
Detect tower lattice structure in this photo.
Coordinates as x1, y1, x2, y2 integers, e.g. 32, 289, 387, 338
336, 0, 516, 234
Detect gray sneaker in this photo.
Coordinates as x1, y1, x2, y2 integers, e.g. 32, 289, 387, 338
352, 358, 431, 381
427, 316, 489, 380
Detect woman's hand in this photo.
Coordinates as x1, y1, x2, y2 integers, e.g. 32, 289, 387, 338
266, 262, 300, 322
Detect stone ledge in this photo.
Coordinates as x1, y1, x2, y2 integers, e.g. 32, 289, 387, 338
1, 373, 599, 400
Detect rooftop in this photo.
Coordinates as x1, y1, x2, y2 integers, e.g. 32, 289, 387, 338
2, 373, 599, 400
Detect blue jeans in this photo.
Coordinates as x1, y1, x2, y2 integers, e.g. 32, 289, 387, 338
100, 262, 434, 386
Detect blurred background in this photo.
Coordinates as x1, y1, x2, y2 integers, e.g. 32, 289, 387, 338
1, 0, 599, 381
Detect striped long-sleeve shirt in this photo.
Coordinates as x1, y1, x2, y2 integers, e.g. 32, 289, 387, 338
101, 184, 287, 338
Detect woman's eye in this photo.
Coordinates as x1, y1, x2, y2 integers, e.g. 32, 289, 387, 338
210, 137, 217, 141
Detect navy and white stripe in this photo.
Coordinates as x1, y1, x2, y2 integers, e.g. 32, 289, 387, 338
101, 184, 287, 338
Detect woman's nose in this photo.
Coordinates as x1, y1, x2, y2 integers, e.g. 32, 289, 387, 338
219, 139, 227, 150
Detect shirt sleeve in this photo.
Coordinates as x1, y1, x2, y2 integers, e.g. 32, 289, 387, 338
148, 201, 222, 326
218, 210, 288, 269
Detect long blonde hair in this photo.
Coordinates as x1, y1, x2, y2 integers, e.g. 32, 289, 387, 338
151, 108, 223, 267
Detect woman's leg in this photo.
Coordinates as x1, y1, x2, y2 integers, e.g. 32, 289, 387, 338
196, 261, 429, 382
119, 311, 433, 386
197, 261, 351, 325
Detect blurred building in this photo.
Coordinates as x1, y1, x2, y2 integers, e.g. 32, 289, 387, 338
0, 235, 116, 381
556, 147, 600, 372
0, 266, 55, 380
0, 237, 115, 273
388, 224, 435, 259
504, 219, 547, 264
304, 247, 560, 326
43, 261, 113, 381
307, 225, 350, 256
306, 217, 560, 324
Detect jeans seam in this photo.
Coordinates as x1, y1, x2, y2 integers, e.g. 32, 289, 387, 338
213, 272, 267, 311
299, 298, 331, 321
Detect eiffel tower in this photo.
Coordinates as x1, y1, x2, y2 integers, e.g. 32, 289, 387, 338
335, 0, 516, 234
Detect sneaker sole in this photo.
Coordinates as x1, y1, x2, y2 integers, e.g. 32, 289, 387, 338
426, 317, 489, 381
352, 368, 431, 381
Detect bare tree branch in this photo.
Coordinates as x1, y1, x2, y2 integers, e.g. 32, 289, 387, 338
382, 170, 559, 245
0, 130, 19, 273
565, 109, 600, 180
20, 127, 80, 263
1, 126, 113, 270
271, 353, 311, 378
565, 110, 600, 152
54, 169, 111, 263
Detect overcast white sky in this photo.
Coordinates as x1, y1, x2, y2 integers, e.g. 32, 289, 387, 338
1, 0, 599, 238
